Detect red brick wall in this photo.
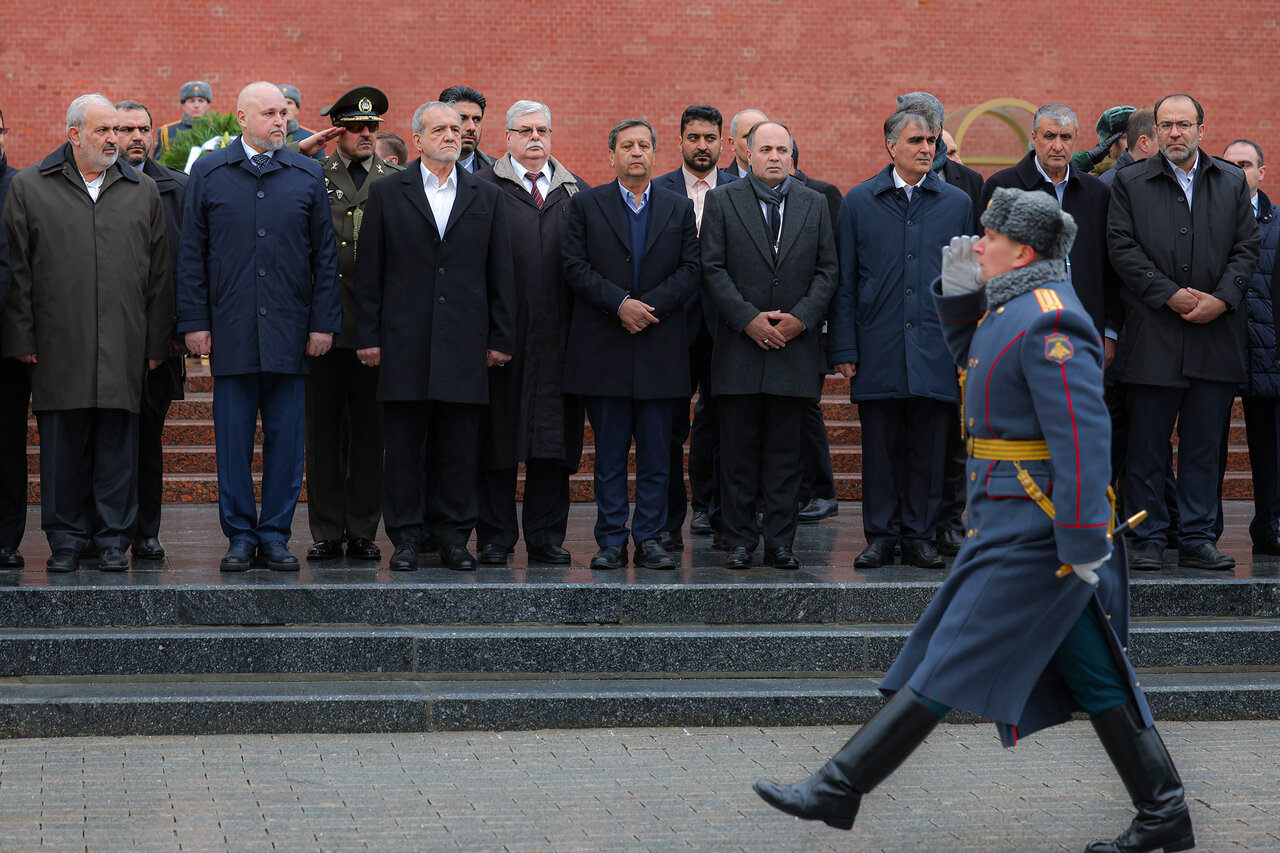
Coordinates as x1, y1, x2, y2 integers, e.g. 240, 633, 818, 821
2, 1, 1278, 192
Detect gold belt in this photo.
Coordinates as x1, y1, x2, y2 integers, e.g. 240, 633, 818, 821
965, 437, 1051, 460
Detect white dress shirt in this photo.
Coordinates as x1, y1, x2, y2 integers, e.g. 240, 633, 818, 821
420, 162, 458, 238
891, 166, 927, 201
81, 170, 106, 202
512, 156, 551, 200
1172, 155, 1199, 210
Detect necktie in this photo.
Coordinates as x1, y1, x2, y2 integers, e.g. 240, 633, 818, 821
767, 201, 781, 252
251, 153, 270, 173
349, 159, 367, 191
526, 172, 544, 209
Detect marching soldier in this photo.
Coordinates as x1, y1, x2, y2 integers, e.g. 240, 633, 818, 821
303, 86, 402, 561
152, 81, 212, 159
755, 189, 1193, 853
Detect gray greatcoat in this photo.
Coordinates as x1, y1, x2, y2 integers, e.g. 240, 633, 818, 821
475, 154, 586, 471
1, 143, 172, 413
700, 178, 839, 399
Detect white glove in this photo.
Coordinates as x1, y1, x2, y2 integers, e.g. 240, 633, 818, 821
940, 235, 982, 295
1070, 552, 1109, 587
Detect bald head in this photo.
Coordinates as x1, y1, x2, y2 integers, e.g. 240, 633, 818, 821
730, 109, 769, 172
237, 81, 288, 152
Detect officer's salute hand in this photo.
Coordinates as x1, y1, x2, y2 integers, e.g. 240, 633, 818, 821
297, 126, 344, 158
940, 235, 982, 295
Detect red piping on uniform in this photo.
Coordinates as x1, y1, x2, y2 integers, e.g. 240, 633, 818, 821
1053, 310, 1082, 524
1055, 521, 1110, 528
986, 331, 1026, 436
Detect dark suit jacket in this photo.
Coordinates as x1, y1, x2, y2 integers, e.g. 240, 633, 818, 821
941, 159, 984, 213
652, 166, 739, 341
980, 152, 1120, 336
700, 177, 838, 399
137, 158, 189, 398
562, 181, 701, 399
355, 160, 516, 404
794, 170, 843, 226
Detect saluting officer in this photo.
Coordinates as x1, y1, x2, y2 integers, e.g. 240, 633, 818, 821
153, 81, 212, 159
303, 86, 403, 562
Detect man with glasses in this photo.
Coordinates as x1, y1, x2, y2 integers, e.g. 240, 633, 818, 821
1109, 93, 1261, 570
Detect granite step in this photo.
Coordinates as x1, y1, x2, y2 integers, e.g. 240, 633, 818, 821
0, 619, 1274, 677
0, 671, 1274, 737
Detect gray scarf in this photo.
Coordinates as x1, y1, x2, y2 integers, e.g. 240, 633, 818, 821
984, 258, 1068, 308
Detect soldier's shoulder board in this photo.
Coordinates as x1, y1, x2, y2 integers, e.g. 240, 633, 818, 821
1033, 289, 1065, 313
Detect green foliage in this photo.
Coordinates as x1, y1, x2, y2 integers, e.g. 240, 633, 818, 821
158, 111, 241, 170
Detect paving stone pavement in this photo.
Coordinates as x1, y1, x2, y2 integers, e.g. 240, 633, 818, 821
0, 721, 1275, 852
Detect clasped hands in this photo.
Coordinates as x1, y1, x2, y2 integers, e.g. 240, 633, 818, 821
186, 331, 333, 359
1166, 287, 1227, 324
745, 311, 803, 350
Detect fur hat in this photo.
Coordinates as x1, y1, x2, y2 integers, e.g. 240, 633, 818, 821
179, 81, 212, 103
980, 187, 1078, 260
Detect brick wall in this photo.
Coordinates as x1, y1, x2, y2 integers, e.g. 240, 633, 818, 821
2, 1, 1277, 192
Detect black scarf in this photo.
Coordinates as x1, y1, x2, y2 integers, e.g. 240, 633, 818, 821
747, 172, 792, 249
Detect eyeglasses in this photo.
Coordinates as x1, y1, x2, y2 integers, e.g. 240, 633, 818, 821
339, 122, 379, 133
1156, 121, 1198, 134
115, 125, 151, 134
509, 126, 551, 138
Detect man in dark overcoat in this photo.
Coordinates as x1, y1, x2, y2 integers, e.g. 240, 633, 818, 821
562, 118, 701, 571
756, 189, 1194, 853
3, 94, 172, 573
1109, 93, 1261, 570
701, 121, 838, 569
0, 105, 29, 570
473, 99, 586, 566
354, 101, 516, 572
177, 82, 341, 572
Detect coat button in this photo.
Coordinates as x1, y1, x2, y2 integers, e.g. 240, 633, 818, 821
1179, 227, 1188, 234
906, 253, 914, 261
258, 269, 266, 276
257, 228, 266, 237
907, 220, 914, 226
438, 296, 445, 303
905, 288, 913, 295
625, 254, 632, 262
338, 273, 343, 279
905, 322, 913, 329
259, 307, 267, 315
341, 241, 347, 248
773, 279, 781, 287
438, 268, 446, 275
1177, 196, 1185, 203
970, 472, 977, 481
967, 529, 976, 538
967, 417, 974, 426
257, 190, 265, 199
996, 306, 1005, 313
1181, 265, 1190, 272
346, 210, 353, 217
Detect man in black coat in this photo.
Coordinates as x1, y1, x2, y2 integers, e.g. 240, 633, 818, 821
562, 118, 701, 571
115, 99, 189, 561
1109, 93, 1261, 571
473, 99, 586, 566
0, 105, 26, 569
440, 86, 496, 174
355, 101, 516, 572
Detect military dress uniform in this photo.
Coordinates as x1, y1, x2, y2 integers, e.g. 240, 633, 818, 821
304, 87, 402, 560
152, 81, 212, 160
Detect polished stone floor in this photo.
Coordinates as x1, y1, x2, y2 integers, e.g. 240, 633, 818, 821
4, 500, 1278, 585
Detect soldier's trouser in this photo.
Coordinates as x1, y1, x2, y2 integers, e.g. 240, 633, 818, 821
913, 606, 1131, 718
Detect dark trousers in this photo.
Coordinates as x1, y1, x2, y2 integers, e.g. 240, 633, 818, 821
0, 358, 31, 549
799, 398, 837, 504
935, 405, 966, 534
585, 396, 673, 547
1217, 395, 1280, 544
213, 372, 305, 545
136, 359, 182, 540
477, 459, 571, 550
383, 400, 481, 549
1126, 381, 1234, 549
717, 393, 807, 550
858, 397, 951, 543
1110, 381, 1180, 533
36, 407, 138, 552
304, 348, 384, 542
665, 331, 717, 531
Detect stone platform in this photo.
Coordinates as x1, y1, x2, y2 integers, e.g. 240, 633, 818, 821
0, 502, 1277, 737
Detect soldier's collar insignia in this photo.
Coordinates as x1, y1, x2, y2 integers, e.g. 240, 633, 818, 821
1033, 288, 1065, 313
1044, 332, 1074, 364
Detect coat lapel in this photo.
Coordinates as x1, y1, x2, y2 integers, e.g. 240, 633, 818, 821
728, 180, 776, 266
599, 182, 632, 251
774, 186, 810, 266
325, 154, 358, 203
642, 185, 675, 260
400, 159, 438, 233
443, 166, 476, 237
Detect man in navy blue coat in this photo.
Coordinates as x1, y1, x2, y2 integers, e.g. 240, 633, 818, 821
177, 82, 341, 572
562, 118, 701, 571
756, 189, 1193, 853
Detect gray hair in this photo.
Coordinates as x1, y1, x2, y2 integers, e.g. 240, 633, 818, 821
506, 100, 551, 129
114, 99, 152, 123
896, 92, 945, 128
729, 109, 768, 138
608, 118, 656, 150
412, 101, 460, 136
884, 109, 938, 143
1033, 103, 1079, 133
66, 93, 114, 130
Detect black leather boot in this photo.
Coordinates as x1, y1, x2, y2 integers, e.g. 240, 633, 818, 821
1086, 703, 1195, 853
753, 688, 941, 830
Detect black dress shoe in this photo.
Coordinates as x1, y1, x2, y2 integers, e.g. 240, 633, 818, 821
854, 540, 894, 569
99, 546, 129, 572
346, 538, 381, 560
307, 539, 343, 560
0, 546, 24, 569
690, 512, 712, 535
446, 546, 477, 571
724, 546, 754, 570
1178, 542, 1235, 571
935, 527, 964, 557
634, 538, 676, 569
258, 540, 299, 572
132, 537, 165, 560
220, 539, 255, 572
477, 543, 511, 565
46, 548, 79, 573
798, 497, 838, 524
765, 547, 800, 570
901, 540, 945, 569
527, 544, 571, 565
590, 545, 626, 570
1128, 542, 1165, 571
712, 531, 731, 551
389, 541, 420, 571
1251, 535, 1280, 557
658, 529, 683, 550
